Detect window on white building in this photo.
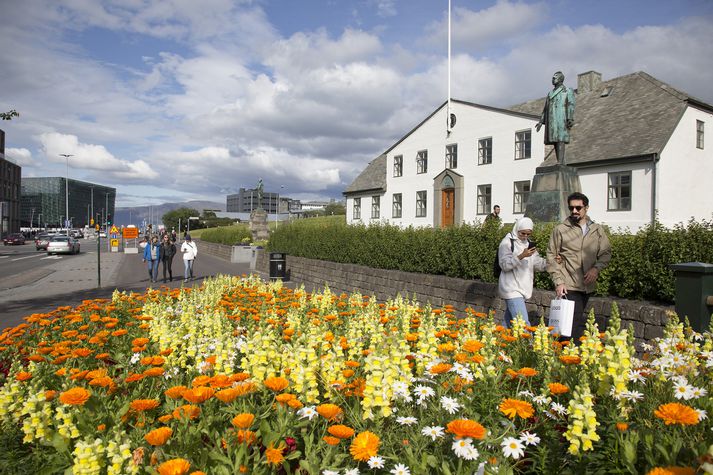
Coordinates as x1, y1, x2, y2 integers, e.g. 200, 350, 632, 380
477, 184, 491, 215
353, 198, 361, 219
392, 193, 402, 218
697, 120, 705, 149
513, 180, 530, 214
446, 144, 458, 169
371, 196, 380, 219
608, 171, 631, 211
416, 191, 427, 217
393, 155, 403, 177
416, 150, 428, 174
515, 130, 531, 159
478, 137, 492, 165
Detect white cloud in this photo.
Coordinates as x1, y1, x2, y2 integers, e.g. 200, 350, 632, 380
5, 148, 34, 167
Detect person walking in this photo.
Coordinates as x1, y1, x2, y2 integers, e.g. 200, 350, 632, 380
546, 192, 611, 342
160, 234, 176, 283
498, 217, 546, 328
181, 234, 198, 282
485, 205, 501, 224
142, 235, 161, 283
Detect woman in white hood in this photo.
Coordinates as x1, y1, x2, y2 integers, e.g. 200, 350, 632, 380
498, 217, 547, 327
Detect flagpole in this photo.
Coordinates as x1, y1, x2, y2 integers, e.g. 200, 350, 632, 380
447, 0, 452, 135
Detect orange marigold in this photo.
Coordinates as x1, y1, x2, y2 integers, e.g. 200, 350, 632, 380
616, 422, 629, 432
517, 367, 538, 377
327, 424, 355, 439
130, 399, 161, 412
446, 419, 487, 440
192, 376, 211, 387
559, 355, 581, 365
132, 337, 150, 347
215, 388, 240, 403
499, 398, 535, 420
645, 468, 696, 475
231, 413, 255, 429
182, 387, 215, 404
59, 387, 91, 406
165, 385, 188, 399
157, 458, 191, 475
462, 339, 484, 353
654, 403, 699, 426
316, 403, 343, 421
264, 376, 289, 392
143, 367, 165, 377
323, 435, 341, 445
349, 431, 380, 461
264, 441, 286, 466
145, 427, 173, 446
236, 429, 257, 445
429, 363, 453, 375
15, 371, 32, 381
275, 393, 295, 403
172, 404, 201, 420
548, 382, 569, 395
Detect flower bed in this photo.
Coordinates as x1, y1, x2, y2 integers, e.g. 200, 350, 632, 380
0, 275, 711, 474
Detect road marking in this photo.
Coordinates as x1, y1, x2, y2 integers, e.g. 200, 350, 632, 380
11, 254, 45, 261
41, 256, 63, 260
0, 256, 8, 259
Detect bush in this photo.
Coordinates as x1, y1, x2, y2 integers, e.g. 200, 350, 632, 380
198, 224, 252, 245
269, 217, 713, 304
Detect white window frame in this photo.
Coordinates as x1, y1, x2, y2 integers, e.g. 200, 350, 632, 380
477, 184, 492, 215
352, 197, 361, 219
392, 193, 402, 218
445, 143, 458, 169
697, 120, 704, 149
515, 129, 531, 160
416, 150, 428, 174
371, 195, 380, 219
393, 155, 403, 177
607, 171, 632, 211
513, 180, 530, 214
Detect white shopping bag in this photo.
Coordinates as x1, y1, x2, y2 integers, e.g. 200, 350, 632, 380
549, 297, 575, 337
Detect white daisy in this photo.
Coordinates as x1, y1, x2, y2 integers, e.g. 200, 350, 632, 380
640, 342, 653, 352
297, 406, 318, 420
390, 463, 411, 475
501, 436, 526, 459
413, 385, 435, 400
532, 395, 551, 406
392, 381, 410, 397
440, 396, 462, 414
621, 390, 644, 402
421, 425, 445, 441
344, 469, 360, 475
367, 456, 385, 469
519, 431, 541, 446
550, 402, 567, 415
452, 438, 476, 460
518, 390, 535, 399
322, 471, 339, 475
129, 352, 141, 364
695, 408, 708, 421
396, 416, 418, 426
673, 380, 695, 400
691, 386, 708, 398
628, 370, 646, 384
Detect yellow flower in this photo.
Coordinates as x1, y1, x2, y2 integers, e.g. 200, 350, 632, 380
349, 431, 380, 461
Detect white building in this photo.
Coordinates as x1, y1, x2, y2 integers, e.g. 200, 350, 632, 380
344, 71, 713, 231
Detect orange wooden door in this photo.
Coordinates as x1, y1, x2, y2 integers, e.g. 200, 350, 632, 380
442, 189, 454, 227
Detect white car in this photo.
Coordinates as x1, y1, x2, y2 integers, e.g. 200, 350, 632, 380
47, 236, 81, 255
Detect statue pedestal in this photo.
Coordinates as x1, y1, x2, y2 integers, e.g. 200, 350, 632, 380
525, 164, 581, 223
250, 209, 270, 242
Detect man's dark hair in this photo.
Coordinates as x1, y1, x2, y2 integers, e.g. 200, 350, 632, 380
493, 205, 500, 210
567, 192, 589, 206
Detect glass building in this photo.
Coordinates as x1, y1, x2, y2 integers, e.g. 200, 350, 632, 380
20, 177, 116, 229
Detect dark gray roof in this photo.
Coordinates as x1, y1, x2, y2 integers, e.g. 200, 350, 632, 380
509, 71, 713, 166
343, 154, 386, 195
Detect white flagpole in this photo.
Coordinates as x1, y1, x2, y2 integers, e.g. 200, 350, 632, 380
447, 0, 452, 135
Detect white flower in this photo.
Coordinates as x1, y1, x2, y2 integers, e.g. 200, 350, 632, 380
695, 408, 708, 421
518, 390, 535, 399
452, 438, 478, 460
452, 363, 474, 381
322, 471, 339, 475
498, 351, 513, 364
691, 386, 708, 398
627, 370, 646, 384
413, 385, 435, 400
550, 402, 567, 415
396, 416, 418, 426
297, 406, 318, 420
367, 456, 385, 469
421, 425, 445, 441
129, 353, 141, 364
673, 381, 695, 400
519, 431, 540, 446
390, 463, 411, 475
344, 469, 360, 475
640, 342, 653, 351
392, 381, 410, 396
621, 390, 644, 402
501, 437, 526, 459
440, 396, 462, 414
532, 395, 551, 406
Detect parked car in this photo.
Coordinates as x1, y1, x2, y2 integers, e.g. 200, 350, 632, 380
70, 229, 84, 239
3, 233, 26, 245
47, 236, 81, 255
35, 233, 55, 251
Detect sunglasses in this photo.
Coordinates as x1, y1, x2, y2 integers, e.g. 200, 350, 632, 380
568, 205, 585, 211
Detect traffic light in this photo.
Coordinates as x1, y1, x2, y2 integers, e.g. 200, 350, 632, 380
107, 214, 112, 225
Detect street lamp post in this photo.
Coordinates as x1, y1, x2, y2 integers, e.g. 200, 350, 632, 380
187, 216, 199, 236
60, 154, 73, 237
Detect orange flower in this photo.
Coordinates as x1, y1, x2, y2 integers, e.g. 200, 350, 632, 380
517, 367, 538, 377
231, 413, 255, 429
59, 387, 91, 406
182, 387, 215, 404
645, 468, 695, 475
316, 403, 343, 421
446, 419, 487, 440
15, 371, 32, 381
287, 399, 303, 409
616, 422, 629, 432
264, 376, 289, 392
349, 431, 380, 461
215, 388, 240, 403
654, 403, 699, 426
143, 367, 165, 377
462, 339, 484, 353
209, 374, 232, 388
145, 427, 173, 446
275, 393, 295, 404
499, 398, 534, 420
165, 385, 188, 399
323, 435, 341, 445
172, 405, 201, 420
157, 458, 191, 475
264, 441, 286, 466
192, 376, 211, 387
45, 390, 57, 401
72, 348, 93, 358
559, 355, 581, 365
132, 337, 150, 347
328, 424, 355, 439
236, 429, 257, 445
548, 382, 570, 395
130, 399, 161, 412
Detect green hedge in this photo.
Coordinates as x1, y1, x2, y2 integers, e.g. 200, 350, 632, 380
268, 217, 713, 304
198, 225, 251, 246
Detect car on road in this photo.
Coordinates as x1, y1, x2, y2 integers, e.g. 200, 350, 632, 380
47, 236, 81, 255
70, 229, 84, 239
35, 233, 56, 250
3, 233, 26, 245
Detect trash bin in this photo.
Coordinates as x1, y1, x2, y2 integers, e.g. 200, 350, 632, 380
669, 262, 713, 333
269, 252, 287, 280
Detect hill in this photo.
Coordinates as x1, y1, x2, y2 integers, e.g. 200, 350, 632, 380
114, 200, 224, 226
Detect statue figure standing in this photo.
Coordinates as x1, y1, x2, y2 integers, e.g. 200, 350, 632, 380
536, 71, 575, 165
256, 178, 264, 208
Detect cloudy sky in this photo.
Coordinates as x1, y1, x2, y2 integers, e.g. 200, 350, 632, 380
2, 0, 712, 206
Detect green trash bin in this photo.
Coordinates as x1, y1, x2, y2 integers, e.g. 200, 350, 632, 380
669, 262, 713, 333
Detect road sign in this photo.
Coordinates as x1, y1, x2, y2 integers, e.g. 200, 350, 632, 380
123, 227, 139, 239
111, 238, 119, 247
110, 225, 119, 234
90, 218, 94, 226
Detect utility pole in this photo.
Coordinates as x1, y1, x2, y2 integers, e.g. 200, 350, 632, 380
59, 154, 73, 237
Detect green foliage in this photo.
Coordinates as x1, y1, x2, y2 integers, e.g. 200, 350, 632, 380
199, 224, 252, 245
1, 109, 20, 120
162, 207, 201, 233
268, 217, 713, 303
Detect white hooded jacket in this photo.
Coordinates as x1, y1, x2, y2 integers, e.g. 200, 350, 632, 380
498, 218, 546, 300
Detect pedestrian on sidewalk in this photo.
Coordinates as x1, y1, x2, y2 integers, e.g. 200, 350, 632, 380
143, 236, 161, 283
181, 234, 198, 282
160, 234, 176, 283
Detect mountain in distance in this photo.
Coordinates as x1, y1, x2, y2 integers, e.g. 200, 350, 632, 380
114, 200, 225, 226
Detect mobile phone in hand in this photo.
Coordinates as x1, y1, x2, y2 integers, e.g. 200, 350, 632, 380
528, 240, 537, 250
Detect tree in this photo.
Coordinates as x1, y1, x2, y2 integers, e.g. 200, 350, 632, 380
324, 202, 346, 216
162, 207, 201, 233
1, 110, 20, 120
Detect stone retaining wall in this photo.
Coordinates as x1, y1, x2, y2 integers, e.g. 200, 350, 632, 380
255, 251, 673, 349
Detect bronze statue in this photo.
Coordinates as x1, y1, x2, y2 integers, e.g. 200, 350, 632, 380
536, 71, 575, 165
256, 179, 264, 207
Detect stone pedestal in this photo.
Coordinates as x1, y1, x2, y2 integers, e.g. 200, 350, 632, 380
525, 164, 581, 223
250, 209, 270, 242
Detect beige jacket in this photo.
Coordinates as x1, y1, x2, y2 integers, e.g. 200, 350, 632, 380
546, 217, 611, 293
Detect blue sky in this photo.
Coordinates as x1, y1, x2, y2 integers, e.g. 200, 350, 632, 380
1, 0, 712, 207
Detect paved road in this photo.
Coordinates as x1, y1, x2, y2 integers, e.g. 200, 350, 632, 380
0, 241, 259, 330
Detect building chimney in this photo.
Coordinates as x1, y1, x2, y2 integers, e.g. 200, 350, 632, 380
577, 71, 602, 93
